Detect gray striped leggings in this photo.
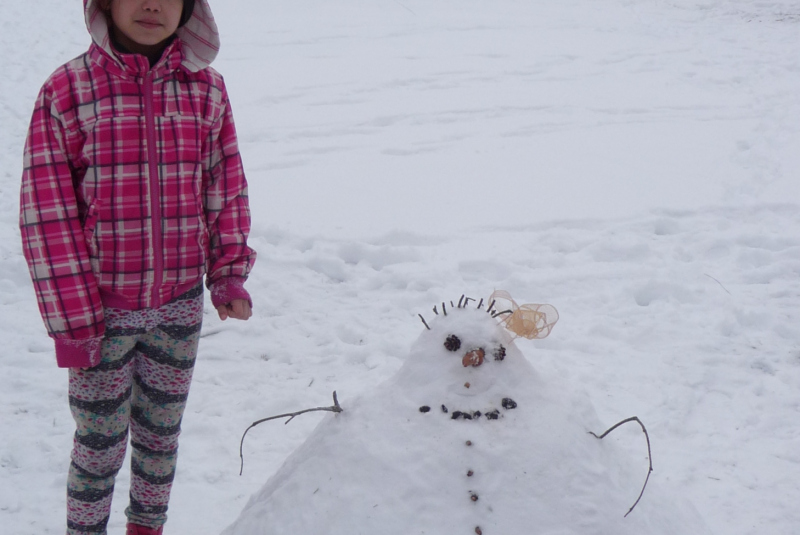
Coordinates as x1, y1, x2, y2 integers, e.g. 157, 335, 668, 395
66, 285, 204, 535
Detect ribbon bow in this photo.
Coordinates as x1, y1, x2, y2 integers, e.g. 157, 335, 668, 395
489, 290, 559, 340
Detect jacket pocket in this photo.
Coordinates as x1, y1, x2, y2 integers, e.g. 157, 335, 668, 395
82, 199, 101, 272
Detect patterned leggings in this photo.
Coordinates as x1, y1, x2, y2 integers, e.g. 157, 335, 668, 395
66, 285, 204, 535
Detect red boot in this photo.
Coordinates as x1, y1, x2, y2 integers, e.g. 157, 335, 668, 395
126, 524, 163, 535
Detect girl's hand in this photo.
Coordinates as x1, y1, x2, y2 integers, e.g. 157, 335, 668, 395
217, 299, 252, 321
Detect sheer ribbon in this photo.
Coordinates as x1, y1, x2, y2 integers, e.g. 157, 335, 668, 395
489, 290, 559, 340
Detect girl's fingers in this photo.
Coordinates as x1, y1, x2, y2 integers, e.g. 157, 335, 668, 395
217, 299, 251, 321
233, 299, 252, 320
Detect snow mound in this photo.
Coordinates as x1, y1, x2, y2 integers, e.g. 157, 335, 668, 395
223, 300, 712, 535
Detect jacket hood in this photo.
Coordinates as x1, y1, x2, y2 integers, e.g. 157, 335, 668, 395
84, 0, 220, 72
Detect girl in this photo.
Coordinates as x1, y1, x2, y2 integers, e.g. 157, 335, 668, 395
19, 1, 256, 534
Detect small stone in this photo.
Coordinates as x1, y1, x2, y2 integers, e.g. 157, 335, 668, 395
451, 411, 464, 420
462, 412, 473, 420
473, 411, 482, 419
475, 527, 483, 535
485, 410, 500, 420
441, 405, 448, 414
471, 493, 479, 502
502, 397, 518, 410
467, 470, 474, 477
466, 440, 473, 446
493, 345, 506, 361
419, 406, 431, 413
464, 382, 471, 389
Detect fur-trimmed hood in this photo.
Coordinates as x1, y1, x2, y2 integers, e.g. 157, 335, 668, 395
83, 0, 220, 72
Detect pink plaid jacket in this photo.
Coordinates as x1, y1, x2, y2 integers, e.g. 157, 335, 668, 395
20, 0, 255, 367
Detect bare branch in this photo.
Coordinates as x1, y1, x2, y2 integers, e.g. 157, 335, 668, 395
419, 314, 431, 330
704, 273, 732, 295
589, 416, 653, 517
239, 391, 344, 475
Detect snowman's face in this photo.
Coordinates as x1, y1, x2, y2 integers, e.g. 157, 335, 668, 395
399, 305, 535, 398
442, 333, 507, 368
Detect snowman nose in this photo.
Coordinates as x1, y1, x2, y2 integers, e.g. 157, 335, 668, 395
462, 348, 485, 367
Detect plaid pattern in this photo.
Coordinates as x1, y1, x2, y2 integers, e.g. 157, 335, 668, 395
20, 29, 255, 343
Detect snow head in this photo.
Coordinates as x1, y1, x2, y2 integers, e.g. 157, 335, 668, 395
393, 291, 558, 407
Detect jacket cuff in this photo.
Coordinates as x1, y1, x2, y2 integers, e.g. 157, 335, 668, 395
54, 338, 103, 369
209, 276, 252, 309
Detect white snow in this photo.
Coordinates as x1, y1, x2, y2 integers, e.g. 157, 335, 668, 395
1, 0, 799, 534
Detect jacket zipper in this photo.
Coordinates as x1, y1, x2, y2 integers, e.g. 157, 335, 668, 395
144, 73, 163, 307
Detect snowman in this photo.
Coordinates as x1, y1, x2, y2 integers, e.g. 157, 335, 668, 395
223, 292, 712, 535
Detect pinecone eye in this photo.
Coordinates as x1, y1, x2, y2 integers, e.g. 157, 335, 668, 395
444, 335, 462, 352
493, 345, 506, 361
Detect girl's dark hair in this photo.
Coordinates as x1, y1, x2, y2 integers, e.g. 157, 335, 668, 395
179, 0, 196, 27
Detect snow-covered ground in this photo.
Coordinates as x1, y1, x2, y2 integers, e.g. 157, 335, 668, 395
1, 0, 799, 533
